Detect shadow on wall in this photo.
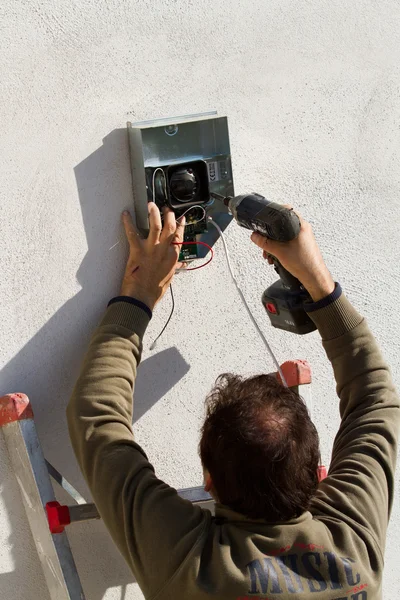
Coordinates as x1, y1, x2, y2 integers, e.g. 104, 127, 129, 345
0, 129, 190, 599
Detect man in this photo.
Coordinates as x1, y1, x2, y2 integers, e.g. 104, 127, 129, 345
67, 202, 399, 600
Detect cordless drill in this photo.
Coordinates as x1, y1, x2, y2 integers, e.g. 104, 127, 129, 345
211, 192, 316, 335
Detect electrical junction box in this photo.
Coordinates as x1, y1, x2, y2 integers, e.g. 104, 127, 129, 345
127, 111, 234, 260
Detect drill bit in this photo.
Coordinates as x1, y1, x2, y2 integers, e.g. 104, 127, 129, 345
210, 191, 231, 206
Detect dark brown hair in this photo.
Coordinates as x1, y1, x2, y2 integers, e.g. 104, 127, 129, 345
199, 374, 320, 521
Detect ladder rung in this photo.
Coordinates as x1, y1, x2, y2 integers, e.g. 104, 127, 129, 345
177, 486, 212, 504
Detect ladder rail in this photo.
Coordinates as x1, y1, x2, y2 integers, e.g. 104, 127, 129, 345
0, 395, 85, 600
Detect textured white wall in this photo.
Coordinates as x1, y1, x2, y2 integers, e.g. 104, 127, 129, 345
1, 1, 400, 598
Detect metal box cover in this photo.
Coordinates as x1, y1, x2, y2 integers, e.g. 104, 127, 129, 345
127, 112, 234, 257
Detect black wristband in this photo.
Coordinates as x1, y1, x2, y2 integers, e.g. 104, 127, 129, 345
107, 296, 153, 319
304, 282, 342, 313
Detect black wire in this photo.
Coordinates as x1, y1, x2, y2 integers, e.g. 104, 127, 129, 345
150, 285, 175, 348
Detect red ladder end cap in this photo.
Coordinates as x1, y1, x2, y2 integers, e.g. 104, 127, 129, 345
277, 360, 312, 387
0, 394, 34, 427
46, 501, 71, 534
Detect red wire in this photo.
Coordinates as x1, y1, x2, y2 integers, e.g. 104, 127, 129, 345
172, 240, 214, 271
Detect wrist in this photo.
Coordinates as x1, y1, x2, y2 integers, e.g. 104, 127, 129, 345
304, 276, 335, 302
119, 286, 157, 312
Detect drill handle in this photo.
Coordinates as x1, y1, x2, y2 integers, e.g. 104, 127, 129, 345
272, 258, 303, 291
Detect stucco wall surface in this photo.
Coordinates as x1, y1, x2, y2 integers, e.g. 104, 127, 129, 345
1, 1, 400, 598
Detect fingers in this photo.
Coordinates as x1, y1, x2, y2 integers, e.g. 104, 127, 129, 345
251, 232, 271, 251
160, 207, 185, 245
160, 206, 177, 243
251, 232, 281, 262
163, 273, 174, 290
122, 210, 140, 249
148, 202, 162, 244
176, 261, 187, 272
164, 259, 188, 285
173, 215, 185, 244
263, 250, 274, 264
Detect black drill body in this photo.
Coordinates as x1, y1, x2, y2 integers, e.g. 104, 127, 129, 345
211, 192, 316, 335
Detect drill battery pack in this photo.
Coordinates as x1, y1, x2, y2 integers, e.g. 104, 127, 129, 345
262, 281, 317, 335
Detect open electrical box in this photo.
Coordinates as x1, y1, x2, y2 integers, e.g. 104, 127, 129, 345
127, 111, 234, 261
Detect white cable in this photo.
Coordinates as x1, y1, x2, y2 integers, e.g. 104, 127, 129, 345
208, 218, 288, 387
177, 204, 207, 226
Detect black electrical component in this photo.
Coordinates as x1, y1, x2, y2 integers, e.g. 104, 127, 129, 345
145, 160, 211, 261
145, 160, 210, 213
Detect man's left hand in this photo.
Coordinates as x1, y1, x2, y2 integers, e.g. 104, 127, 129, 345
120, 203, 185, 311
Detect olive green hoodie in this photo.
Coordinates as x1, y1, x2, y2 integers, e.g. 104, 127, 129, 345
67, 290, 399, 600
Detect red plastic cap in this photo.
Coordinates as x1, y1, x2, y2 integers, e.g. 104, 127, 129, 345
318, 465, 328, 482
0, 394, 34, 427
46, 501, 71, 534
276, 360, 312, 387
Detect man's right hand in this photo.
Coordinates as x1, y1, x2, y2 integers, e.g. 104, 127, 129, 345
250, 211, 335, 302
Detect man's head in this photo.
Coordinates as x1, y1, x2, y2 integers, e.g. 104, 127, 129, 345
199, 373, 320, 521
